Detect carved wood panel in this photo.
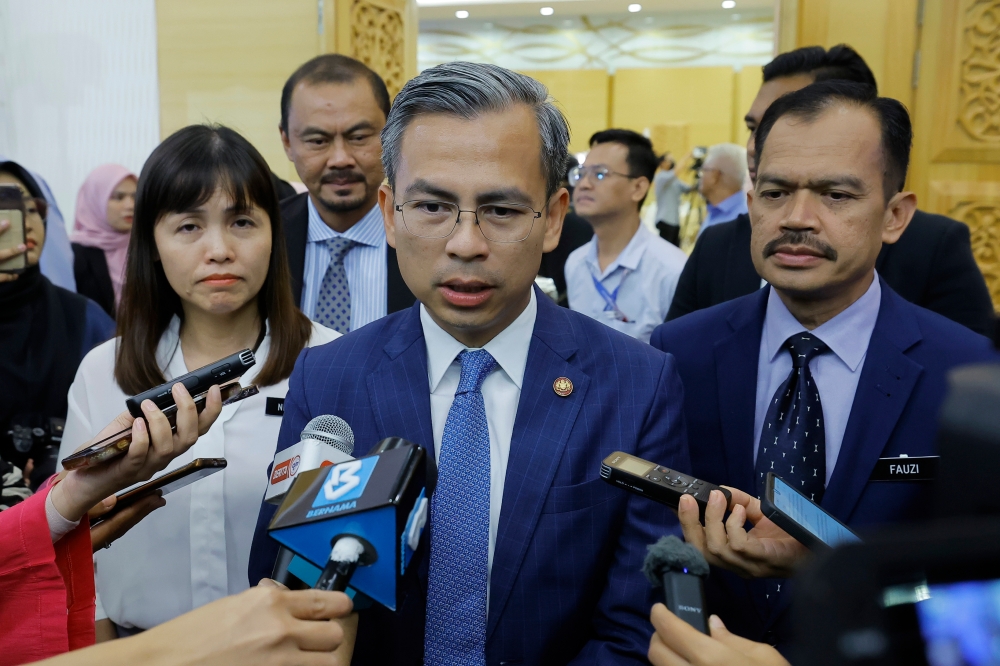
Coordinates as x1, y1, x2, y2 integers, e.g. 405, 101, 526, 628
957, 0, 1000, 143
929, 181, 1000, 309
350, 0, 405, 98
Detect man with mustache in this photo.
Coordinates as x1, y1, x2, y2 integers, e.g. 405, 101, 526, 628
666, 45, 995, 338
650, 81, 997, 649
279, 55, 415, 333
250, 61, 692, 665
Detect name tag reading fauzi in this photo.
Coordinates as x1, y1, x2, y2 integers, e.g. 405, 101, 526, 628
265, 398, 285, 416
870, 456, 939, 482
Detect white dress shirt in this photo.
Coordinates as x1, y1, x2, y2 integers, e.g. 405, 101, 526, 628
420, 289, 536, 601
58, 318, 339, 629
753, 275, 881, 484
300, 199, 388, 330
565, 223, 687, 343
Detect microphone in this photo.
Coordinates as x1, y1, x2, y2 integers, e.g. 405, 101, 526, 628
643, 536, 711, 632
265, 415, 355, 504
268, 438, 429, 610
268, 416, 355, 588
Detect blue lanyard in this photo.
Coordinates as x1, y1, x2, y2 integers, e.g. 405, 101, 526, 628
591, 268, 632, 322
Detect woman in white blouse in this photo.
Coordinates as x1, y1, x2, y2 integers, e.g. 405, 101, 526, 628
58, 125, 339, 636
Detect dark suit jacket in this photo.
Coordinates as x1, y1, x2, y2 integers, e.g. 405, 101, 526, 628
651, 281, 997, 646
249, 290, 691, 665
538, 210, 593, 303
71, 243, 116, 319
280, 193, 415, 314
666, 210, 996, 337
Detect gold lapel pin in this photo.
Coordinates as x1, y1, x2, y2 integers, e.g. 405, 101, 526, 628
553, 377, 573, 397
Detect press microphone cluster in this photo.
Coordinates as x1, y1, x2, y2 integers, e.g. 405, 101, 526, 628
269, 436, 429, 610
643, 535, 711, 633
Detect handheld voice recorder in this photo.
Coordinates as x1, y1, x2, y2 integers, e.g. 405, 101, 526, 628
125, 349, 256, 417
601, 451, 732, 521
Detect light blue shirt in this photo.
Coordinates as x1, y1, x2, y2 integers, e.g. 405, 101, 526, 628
700, 189, 748, 236
753, 275, 882, 485
300, 199, 387, 330
0, 155, 75, 291
564, 223, 687, 343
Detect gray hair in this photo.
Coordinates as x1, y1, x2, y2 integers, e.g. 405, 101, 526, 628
704, 143, 749, 188
381, 62, 570, 201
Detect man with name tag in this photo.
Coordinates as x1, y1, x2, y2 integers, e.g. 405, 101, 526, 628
650, 81, 997, 648
564, 129, 687, 343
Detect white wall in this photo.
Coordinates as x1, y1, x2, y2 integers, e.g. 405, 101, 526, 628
0, 0, 160, 230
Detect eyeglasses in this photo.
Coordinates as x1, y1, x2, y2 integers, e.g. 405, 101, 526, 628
394, 200, 542, 243
568, 165, 636, 186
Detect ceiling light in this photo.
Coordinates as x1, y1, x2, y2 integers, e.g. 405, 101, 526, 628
628, 3, 641, 11
540, 6, 554, 15
721, 0, 736, 7
455, 9, 469, 18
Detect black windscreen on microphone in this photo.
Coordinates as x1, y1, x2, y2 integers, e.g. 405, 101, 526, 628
643, 535, 711, 633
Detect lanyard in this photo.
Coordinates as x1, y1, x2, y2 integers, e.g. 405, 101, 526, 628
590, 268, 632, 322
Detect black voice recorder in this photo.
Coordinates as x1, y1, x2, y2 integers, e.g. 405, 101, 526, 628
601, 451, 732, 521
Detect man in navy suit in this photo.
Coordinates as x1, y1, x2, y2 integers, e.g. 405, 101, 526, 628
249, 62, 691, 665
651, 81, 997, 649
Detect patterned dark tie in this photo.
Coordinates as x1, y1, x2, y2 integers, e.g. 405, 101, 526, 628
315, 237, 356, 334
755, 332, 830, 503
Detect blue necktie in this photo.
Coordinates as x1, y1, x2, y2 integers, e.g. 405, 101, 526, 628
315, 237, 356, 334
755, 332, 830, 503
425, 349, 496, 666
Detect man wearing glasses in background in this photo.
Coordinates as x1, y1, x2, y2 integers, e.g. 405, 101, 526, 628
565, 130, 688, 343
250, 63, 692, 665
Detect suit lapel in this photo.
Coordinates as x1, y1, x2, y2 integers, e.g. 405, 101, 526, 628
486, 294, 590, 640
713, 290, 768, 493
282, 193, 309, 307
822, 283, 923, 520
365, 303, 434, 454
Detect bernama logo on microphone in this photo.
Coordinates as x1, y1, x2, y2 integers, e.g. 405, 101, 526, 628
311, 457, 379, 509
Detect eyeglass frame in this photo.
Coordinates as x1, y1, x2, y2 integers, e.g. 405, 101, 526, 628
568, 165, 638, 186
393, 199, 544, 243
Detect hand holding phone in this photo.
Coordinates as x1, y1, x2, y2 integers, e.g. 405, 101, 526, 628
760, 473, 860, 550
50, 383, 224, 524
0, 185, 27, 276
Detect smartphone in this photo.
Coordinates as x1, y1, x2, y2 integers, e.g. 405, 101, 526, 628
126, 349, 256, 417
91, 458, 227, 526
761, 472, 861, 550
61, 381, 258, 470
0, 185, 26, 273
600, 450, 732, 521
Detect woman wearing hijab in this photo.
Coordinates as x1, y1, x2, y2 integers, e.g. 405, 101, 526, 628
71, 164, 137, 318
0, 161, 115, 488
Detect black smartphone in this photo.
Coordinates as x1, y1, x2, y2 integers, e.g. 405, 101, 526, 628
125, 349, 256, 417
760, 472, 861, 550
92, 458, 227, 525
61, 381, 258, 470
0, 185, 27, 273
600, 450, 731, 521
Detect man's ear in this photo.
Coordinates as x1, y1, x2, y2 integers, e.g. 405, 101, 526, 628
378, 184, 397, 249
881, 190, 917, 245
280, 126, 293, 162
542, 187, 569, 254
632, 176, 651, 205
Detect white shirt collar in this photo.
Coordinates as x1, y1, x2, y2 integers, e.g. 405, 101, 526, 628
420, 289, 537, 393
764, 273, 882, 372
306, 198, 385, 247
585, 223, 651, 278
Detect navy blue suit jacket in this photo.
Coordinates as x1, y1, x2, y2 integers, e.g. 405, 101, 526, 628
249, 290, 691, 665
650, 279, 997, 645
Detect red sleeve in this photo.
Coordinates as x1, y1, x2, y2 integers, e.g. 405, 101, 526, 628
0, 485, 96, 666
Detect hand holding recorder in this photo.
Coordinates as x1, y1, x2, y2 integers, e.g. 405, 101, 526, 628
50, 382, 223, 525
677, 486, 810, 580
648, 604, 789, 666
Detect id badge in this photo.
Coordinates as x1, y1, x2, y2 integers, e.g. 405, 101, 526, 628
869, 455, 939, 482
